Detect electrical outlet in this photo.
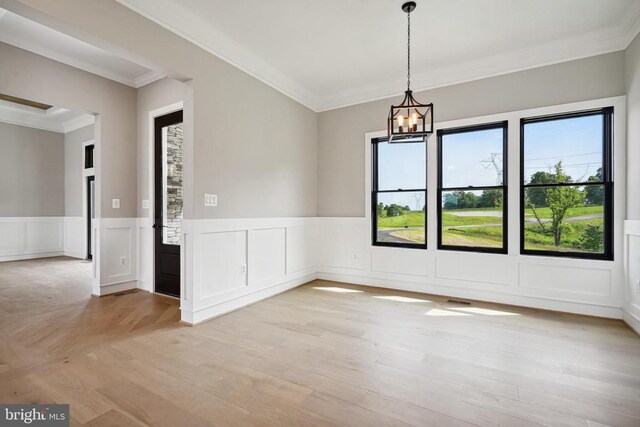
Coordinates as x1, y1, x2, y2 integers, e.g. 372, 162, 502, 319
112, 198, 120, 209
241, 263, 247, 274
142, 199, 150, 209
350, 251, 360, 267
120, 256, 127, 265
204, 193, 217, 207
636, 279, 640, 294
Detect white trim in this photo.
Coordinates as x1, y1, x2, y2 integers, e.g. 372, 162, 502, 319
116, 0, 317, 111
62, 114, 95, 133
318, 271, 623, 320
133, 70, 165, 88
330, 96, 627, 319
94, 280, 138, 297
117, 0, 640, 112
183, 273, 317, 325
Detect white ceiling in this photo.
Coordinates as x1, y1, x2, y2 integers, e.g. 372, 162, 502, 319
0, 7, 163, 88
0, 99, 95, 133
119, 0, 640, 111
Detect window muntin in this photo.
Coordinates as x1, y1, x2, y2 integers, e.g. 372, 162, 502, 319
520, 108, 612, 260
372, 139, 426, 249
437, 122, 508, 253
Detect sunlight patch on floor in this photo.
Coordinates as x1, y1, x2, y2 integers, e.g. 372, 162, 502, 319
425, 308, 471, 316
449, 306, 520, 316
373, 295, 431, 303
313, 286, 363, 293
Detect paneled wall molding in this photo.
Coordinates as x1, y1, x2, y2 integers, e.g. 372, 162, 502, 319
0, 216, 80, 262
318, 217, 624, 320
96, 217, 138, 296
624, 219, 640, 335
180, 217, 318, 325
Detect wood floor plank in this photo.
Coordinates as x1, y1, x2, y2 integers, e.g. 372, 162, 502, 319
1, 257, 639, 426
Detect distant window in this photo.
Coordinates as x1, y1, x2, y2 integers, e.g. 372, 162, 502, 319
521, 108, 613, 260
372, 138, 427, 249
84, 144, 94, 169
437, 122, 508, 253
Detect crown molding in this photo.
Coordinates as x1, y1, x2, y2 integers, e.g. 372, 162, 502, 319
62, 114, 95, 133
133, 70, 165, 88
116, 0, 318, 110
119, 0, 640, 112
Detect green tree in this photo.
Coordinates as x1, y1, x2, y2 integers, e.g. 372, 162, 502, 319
376, 202, 384, 217
386, 204, 404, 217
532, 162, 585, 247
479, 189, 503, 209
527, 171, 557, 207
579, 224, 604, 253
585, 168, 604, 205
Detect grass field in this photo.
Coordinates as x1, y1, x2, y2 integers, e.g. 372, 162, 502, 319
377, 205, 604, 251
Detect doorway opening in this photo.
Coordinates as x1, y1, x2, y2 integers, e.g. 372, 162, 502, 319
154, 110, 183, 297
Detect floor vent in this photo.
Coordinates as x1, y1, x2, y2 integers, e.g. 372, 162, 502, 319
447, 299, 471, 305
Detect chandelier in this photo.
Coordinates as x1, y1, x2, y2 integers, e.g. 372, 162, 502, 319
387, 1, 433, 143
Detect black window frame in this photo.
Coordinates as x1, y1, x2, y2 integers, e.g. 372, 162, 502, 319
371, 137, 428, 250
437, 121, 508, 254
84, 144, 94, 169
520, 107, 613, 261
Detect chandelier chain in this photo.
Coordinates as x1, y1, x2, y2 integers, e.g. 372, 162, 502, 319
407, 9, 411, 91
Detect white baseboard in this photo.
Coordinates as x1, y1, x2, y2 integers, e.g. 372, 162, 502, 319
182, 272, 317, 325
64, 250, 85, 259
0, 251, 65, 263
318, 271, 624, 319
94, 280, 138, 297
623, 303, 640, 335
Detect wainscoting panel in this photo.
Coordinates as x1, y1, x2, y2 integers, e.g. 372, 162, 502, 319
624, 220, 640, 334
318, 217, 623, 319
137, 218, 153, 292
199, 230, 248, 299
249, 227, 285, 288
64, 217, 84, 258
182, 218, 318, 324
436, 251, 513, 286
98, 218, 138, 295
0, 217, 64, 261
371, 246, 430, 277
286, 224, 318, 274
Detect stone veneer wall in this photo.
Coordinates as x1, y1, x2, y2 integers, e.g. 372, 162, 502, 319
165, 123, 183, 244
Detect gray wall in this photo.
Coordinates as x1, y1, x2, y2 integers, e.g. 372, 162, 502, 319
626, 34, 640, 221
136, 78, 184, 218
0, 41, 137, 219
11, 0, 318, 219
0, 121, 65, 216
318, 52, 626, 217
64, 124, 94, 217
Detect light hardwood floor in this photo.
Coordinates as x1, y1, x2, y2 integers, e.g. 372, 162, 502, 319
1, 257, 639, 426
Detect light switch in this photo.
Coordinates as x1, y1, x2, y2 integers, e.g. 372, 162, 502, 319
204, 194, 217, 207
112, 199, 120, 209
142, 199, 150, 209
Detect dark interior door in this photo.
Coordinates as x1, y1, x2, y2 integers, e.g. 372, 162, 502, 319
87, 175, 95, 260
154, 110, 183, 297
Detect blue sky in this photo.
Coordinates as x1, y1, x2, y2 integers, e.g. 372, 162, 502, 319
377, 114, 603, 209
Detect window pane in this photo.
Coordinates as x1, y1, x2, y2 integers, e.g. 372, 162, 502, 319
162, 122, 184, 245
441, 190, 504, 248
441, 127, 504, 188
523, 185, 604, 254
523, 115, 603, 185
376, 192, 425, 245
378, 140, 425, 190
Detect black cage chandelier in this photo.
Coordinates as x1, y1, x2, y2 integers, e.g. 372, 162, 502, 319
387, 1, 433, 143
